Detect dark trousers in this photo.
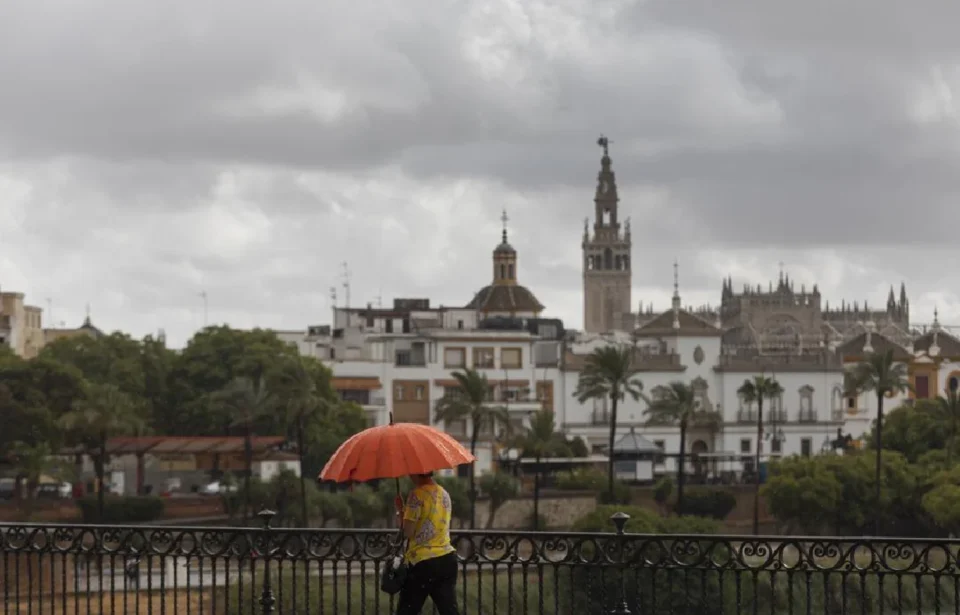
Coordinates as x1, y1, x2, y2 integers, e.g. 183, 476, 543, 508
396, 552, 460, 615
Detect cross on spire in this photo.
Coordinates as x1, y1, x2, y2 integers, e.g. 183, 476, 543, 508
597, 135, 611, 157
500, 209, 509, 243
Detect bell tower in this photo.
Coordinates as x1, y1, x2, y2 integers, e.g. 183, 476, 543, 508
582, 135, 631, 333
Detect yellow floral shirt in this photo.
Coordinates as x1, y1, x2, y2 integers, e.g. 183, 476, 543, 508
402, 483, 456, 565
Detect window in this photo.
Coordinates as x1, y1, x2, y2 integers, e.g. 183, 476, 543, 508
800, 438, 812, 457
654, 440, 665, 451
457, 320, 464, 330
951, 376, 960, 392
415, 385, 425, 401
501, 347, 522, 369
847, 396, 856, 410
394, 385, 404, 401
473, 347, 495, 368
443, 386, 463, 400
740, 438, 751, 454
508, 264, 514, 279
402, 319, 411, 334
385, 320, 393, 333
444, 348, 465, 368
771, 438, 782, 454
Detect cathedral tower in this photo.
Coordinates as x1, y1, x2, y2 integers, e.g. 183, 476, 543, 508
582, 136, 631, 333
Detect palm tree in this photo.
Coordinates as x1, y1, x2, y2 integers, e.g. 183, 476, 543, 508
512, 409, 570, 529
643, 381, 721, 514
737, 375, 784, 535
574, 346, 644, 501
279, 357, 325, 526
851, 348, 911, 535
210, 377, 276, 524
59, 383, 145, 521
434, 368, 511, 528
937, 387, 960, 465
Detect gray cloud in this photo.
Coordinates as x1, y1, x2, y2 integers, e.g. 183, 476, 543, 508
1, 1, 958, 346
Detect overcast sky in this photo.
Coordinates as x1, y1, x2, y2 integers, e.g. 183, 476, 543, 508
2, 1, 959, 347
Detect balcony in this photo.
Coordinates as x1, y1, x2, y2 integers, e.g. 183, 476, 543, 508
766, 409, 787, 423
736, 409, 758, 423
798, 409, 818, 423
7, 512, 946, 615
394, 350, 426, 367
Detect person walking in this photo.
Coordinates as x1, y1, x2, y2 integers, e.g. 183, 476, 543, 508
394, 472, 460, 615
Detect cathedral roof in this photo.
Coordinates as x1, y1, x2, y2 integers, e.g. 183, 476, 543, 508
634, 309, 721, 338
466, 284, 544, 314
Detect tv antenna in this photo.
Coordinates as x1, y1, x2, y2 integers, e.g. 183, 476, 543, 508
341, 262, 351, 309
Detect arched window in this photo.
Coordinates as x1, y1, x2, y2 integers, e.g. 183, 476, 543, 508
499, 264, 506, 279
508, 264, 514, 279
604, 248, 613, 269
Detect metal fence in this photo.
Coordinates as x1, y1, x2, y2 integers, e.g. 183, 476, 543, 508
2, 509, 960, 614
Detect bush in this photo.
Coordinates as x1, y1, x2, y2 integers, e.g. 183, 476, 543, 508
77, 495, 164, 523
674, 488, 737, 520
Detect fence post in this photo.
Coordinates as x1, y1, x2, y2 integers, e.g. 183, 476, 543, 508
609, 512, 632, 615
258, 508, 277, 614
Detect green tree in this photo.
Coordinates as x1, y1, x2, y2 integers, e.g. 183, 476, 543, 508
511, 409, 571, 527
478, 471, 520, 529
39, 332, 146, 398
573, 346, 644, 501
937, 388, 960, 465
737, 375, 784, 534
434, 368, 511, 528
165, 326, 302, 435
210, 377, 276, 523
866, 399, 947, 462
59, 383, 146, 521
850, 348, 911, 534
0, 355, 86, 453
644, 381, 721, 515
763, 452, 927, 536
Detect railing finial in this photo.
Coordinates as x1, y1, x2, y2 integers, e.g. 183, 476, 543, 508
610, 511, 630, 534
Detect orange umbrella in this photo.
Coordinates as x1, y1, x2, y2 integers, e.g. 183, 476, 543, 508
319, 421, 475, 483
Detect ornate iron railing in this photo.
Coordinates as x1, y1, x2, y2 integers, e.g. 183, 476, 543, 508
3, 510, 960, 614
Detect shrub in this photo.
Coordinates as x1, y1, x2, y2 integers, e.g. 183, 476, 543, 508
674, 488, 737, 520
478, 472, 520, 528
77, 495, 164, 523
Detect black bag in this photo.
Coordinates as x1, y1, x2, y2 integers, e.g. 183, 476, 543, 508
380, 535, 408, 595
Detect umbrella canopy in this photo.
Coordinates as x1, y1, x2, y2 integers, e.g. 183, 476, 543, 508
320, 422, 475, 483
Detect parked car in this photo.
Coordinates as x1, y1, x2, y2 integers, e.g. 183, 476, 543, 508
199, 481, 236, 495
0, 478, 15, 501
35, 482, 71, 499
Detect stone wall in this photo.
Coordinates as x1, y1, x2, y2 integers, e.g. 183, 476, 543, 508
474, 491, 598, 529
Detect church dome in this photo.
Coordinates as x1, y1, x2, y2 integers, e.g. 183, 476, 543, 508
466, 284, 544, 314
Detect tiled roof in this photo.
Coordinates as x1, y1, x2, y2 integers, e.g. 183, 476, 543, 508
466, 285, 544, 313
635, 309, 721, 338
913, 329, 960, 358
836, 332, 912, 361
